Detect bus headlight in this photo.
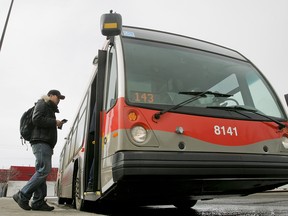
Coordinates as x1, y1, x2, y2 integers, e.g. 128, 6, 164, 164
131, 126, 147, 143
282, 136, 288, 149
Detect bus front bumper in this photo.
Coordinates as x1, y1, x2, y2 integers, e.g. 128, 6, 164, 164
112, 151, 288, 180
108, 151, 288, 201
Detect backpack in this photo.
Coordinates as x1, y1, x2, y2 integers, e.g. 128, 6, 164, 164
20, 106, 35, 143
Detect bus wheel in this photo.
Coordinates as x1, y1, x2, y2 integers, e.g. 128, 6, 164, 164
73, 168, 85, 210
173, 200, 197, 209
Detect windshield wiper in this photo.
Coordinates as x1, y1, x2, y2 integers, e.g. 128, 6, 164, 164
154, 91, 231, 119
179, 91, 233, 98
207, 105, 286, 130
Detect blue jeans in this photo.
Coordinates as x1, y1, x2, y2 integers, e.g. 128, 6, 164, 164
19, 143, 53, 206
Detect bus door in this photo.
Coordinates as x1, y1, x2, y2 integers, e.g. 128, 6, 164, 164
100, 43, 119, 193
86, 50, 107, 193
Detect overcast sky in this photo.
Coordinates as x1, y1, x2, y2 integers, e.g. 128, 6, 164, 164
0, 0, 287, 169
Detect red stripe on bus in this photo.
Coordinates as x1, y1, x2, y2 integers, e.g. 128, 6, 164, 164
103, 98, 285, 146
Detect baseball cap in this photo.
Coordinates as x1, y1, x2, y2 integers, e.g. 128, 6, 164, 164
47, 90, 65, 99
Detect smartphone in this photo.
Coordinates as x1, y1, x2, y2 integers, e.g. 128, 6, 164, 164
58, 119, 68, 129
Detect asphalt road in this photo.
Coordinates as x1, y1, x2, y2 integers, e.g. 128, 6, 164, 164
1, 192, 288, 216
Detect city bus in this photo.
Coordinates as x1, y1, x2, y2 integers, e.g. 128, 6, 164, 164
56, 11, 288, 210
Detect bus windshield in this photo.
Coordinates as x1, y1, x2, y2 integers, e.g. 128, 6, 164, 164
123, 38, 285, 119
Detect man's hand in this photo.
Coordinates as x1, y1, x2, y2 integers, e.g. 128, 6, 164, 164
56, 120, 64, 129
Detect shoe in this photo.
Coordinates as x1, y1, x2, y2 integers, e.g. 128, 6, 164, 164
31, 201, 55, 211
13, 191, 31, 211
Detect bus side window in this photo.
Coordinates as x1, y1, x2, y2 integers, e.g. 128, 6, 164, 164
105, 47, 118, 111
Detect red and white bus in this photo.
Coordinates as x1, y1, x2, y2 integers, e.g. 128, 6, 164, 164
56, 12, 288, 210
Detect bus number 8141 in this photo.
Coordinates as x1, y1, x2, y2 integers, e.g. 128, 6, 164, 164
214, 125, 238, 136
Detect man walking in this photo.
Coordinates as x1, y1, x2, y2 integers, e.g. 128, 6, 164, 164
13, 90, 66, 211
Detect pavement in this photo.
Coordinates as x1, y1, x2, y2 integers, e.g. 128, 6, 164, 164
0, 197, 96, 216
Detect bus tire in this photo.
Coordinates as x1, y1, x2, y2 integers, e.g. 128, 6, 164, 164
173, 200, 197, 209
73, 168, 85, 211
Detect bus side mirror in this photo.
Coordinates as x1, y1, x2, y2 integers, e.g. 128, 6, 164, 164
285, 94, 288, 107
92, 56, 98, 65
100, 11, 122, 37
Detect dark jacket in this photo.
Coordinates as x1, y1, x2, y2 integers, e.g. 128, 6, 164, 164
30, 96, 59, 149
